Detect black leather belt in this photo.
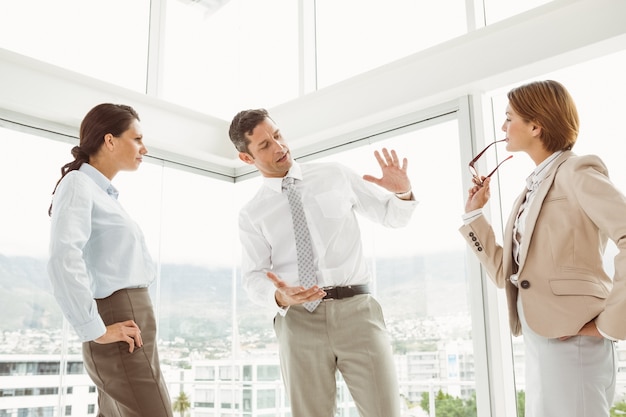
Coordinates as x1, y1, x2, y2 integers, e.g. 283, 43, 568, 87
322, 285, 369, 301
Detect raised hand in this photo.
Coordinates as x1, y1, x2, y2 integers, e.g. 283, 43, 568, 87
362, 148, 411, 195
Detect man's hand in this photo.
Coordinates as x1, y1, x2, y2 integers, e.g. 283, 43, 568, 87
363, 148, 412, 198
267, 271, 326, 308
94, 320, 143, 353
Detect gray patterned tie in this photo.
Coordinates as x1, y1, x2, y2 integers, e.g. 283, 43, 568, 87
282, 176, 320, 312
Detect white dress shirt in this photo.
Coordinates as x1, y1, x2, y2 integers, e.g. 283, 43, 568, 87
238, 161, 418, 312
47, 163, 156, 342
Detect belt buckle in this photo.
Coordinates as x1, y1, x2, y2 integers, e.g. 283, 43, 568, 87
322, 286, 337, 301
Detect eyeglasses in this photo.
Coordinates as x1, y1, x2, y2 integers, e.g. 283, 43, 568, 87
468, 139, 513, 185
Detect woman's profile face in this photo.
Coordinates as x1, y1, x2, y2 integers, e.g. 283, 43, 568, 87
501, 104, 537, 154
112, 119, 148, 172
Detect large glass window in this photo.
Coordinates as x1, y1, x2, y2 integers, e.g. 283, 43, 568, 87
119, 163, 239, 362
0, 0, 562, 121
161, 0, 299, 120
0, 127, 100, 414
0, 110, 478, 416
316, 119, 476, 416
0, 0, 150, 92
315, 0, 467, 88
483, 0, 553, 25
0, 128, 68, 355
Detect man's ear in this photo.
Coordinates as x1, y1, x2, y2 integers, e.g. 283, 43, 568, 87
239, 152, 255, 165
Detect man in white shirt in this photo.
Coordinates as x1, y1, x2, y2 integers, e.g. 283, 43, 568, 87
229, 108, 417, 417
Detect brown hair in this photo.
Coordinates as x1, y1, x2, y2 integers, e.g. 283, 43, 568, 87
48, 103, 140, 216
507, 80, 579, 152
228, 108, 271, 154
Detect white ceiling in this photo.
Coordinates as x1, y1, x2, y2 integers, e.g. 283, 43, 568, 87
0, 0, 624, 180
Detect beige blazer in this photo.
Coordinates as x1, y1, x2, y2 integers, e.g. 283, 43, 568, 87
460, 151, 626, 339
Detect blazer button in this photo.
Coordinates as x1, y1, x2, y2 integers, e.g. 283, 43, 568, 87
520, 280, 530, 289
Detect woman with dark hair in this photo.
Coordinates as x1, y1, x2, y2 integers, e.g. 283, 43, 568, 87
461, 80, 626, 416
48, 103, 173, 416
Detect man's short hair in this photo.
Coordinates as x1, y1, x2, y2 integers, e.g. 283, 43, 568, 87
228, 108, 271, 154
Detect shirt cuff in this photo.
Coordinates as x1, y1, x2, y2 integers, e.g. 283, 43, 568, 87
276, 305, 290, 316
390, 192, 418, 206
462, 209, 483, 225
264, 285, 290, 316
394, 189, 413, 200
73, 316, 107, 342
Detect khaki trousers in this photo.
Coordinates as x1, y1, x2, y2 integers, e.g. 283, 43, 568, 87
83, 288, 173, 417
274, 294, 400, 417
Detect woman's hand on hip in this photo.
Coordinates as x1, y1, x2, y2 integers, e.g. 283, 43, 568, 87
558, 320, 603, 341
94, 320, 143, 353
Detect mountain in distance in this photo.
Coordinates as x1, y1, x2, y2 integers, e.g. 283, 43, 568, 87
0, 250, 468, 341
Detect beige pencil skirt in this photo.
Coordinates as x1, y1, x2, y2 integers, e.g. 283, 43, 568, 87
82, 287, 173, 417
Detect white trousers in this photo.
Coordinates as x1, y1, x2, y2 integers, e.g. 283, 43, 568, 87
518, 297, 616, 417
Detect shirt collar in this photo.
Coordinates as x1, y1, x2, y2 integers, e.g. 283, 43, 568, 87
526, 150, 563, 191
79, 163, 119, 199
264, 162, 303, 193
